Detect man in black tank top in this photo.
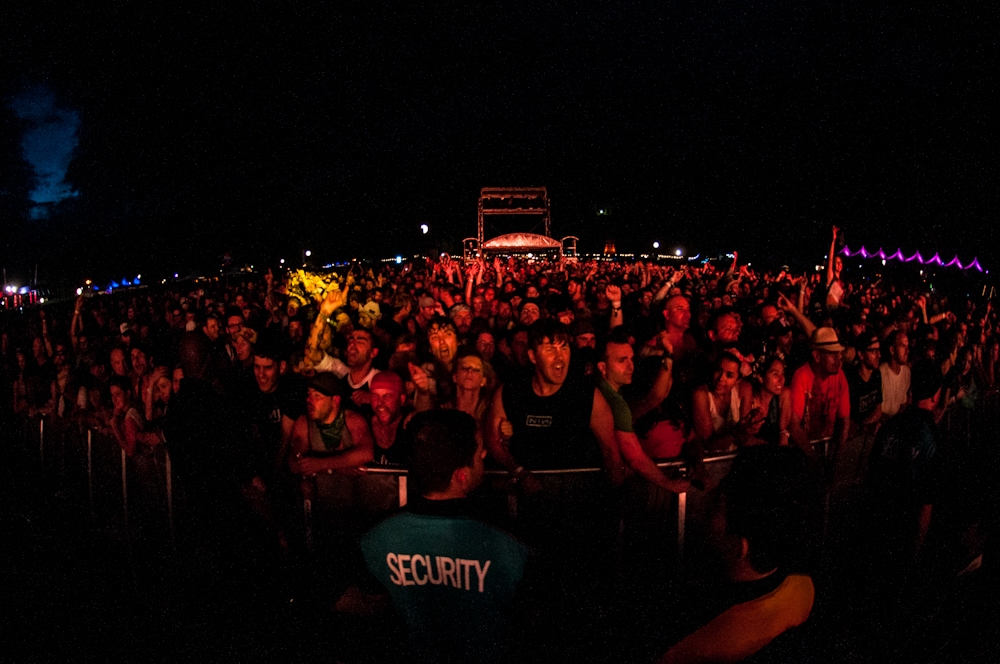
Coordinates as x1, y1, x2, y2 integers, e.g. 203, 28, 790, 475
486, 320, 626, 490
486, 320, 633, 629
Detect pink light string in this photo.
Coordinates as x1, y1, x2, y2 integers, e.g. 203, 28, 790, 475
840, 246, 984, 272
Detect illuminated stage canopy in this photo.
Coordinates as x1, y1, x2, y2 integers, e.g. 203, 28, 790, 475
482, 232, 562, 253
464, 186, 578, 260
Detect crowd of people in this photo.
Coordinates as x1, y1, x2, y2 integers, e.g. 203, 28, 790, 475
2, 225, 996, 662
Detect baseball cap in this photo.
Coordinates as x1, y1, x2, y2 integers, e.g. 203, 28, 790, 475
309, 372, 342, 397
360, 302, 382, 320
854, 331, 880, 352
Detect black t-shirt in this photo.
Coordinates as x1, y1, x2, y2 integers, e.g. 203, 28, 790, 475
502, 374, 598, 469
244, 376, 305, 481
371, 417, 412, 468
844, 364, 882, 423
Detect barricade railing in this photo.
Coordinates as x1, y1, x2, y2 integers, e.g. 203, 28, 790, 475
23, 417, 176, 552
19, 398, 996, 576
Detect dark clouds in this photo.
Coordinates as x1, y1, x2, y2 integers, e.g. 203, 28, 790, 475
9, 85, 79, 219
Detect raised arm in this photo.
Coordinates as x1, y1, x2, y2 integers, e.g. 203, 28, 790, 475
607, 284, 623, 330
39, 310, 54, 359
778, 293, 817, 337
70, 296, 85, 350
826, 225, 839, 286
306, 286, 347, 364
464, 261, 479, 305
630, 333, 674, 422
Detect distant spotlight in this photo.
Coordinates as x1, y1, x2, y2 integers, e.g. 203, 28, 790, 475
39, 298, 45, 304
136, 274, 141, 279
85, 279, 91, 285
305, 250, 312, 257
396, 255, 402, 264
675, 249, 682, 257
599, 209, 604, 215
882, 259, 886, 266
527, 253, 533, 258
174, 273, 179, 278
19, 287, 29, 294
420, 224, 429, 234
76, 288, 83, 296
280, 259, 285, 264
652, 241, 660, 249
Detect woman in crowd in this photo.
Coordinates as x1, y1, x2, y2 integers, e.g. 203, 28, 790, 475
738, 355, 791, 446
691, 352, 745, 452
444, 348, 494, 432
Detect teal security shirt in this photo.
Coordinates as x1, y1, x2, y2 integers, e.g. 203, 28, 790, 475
360, 499, 529, 662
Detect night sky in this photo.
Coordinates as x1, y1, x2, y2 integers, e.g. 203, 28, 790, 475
1, 2, 995, 286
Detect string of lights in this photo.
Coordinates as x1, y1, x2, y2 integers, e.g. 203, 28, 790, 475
840, 246, 985, 273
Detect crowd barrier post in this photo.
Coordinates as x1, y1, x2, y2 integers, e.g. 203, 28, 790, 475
676, 490, 687, 568
87, 428, 94, 521
165, 449, 175, 547
120, 448, 130, 538
59, 426, 66, 478
303, 497, 314, 550
397, 474, 407, 507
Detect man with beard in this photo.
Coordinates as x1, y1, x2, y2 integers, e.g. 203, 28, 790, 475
369, 370, 410, 467
289, 372, 374, 575
314, 328, 381, 418
288, 373, 373, 477
789, 327, 851, 461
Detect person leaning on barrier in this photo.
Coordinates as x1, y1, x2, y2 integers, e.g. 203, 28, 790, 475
865, 359, 944, 570
658, 446, 817, 664
359, 410, 530, 664
788, 327, 851, 461
844, 331, 883, 435
368, 370, 411, 467
486, 319, 626, 492
596, 327, 690, 494
288, 372, 373, 477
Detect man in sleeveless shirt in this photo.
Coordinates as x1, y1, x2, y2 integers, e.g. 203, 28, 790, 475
485, 319, 625, 490
289, 372, 374, 575
485, 319, 625, 624
288, 372, 373, 477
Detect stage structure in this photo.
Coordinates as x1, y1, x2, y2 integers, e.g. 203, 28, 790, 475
463, 187, 578, 261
